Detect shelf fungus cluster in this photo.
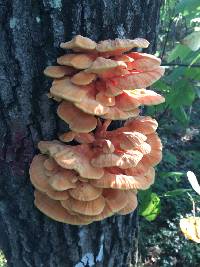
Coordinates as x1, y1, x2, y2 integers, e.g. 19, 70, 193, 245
29, 35, 165, 225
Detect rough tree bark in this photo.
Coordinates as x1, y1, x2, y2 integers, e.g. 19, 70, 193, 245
0, 1, 162, 266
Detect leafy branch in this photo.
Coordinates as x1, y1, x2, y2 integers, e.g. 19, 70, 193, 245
162, 63, 200, 68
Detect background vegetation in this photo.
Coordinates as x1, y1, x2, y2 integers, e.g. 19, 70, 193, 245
0, 252, 6, 267
139, 0, 200, 266
0, 0, 199, 266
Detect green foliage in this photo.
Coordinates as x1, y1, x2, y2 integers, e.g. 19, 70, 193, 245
167, 44, 191, 62
153, 0, 200, 126
163, 188, 192, 197
154, 64, 198, 126
182, 31, 200, 51
140, 0, 200, 265
159, 171, 184, 181
181, 150, 200, 170
139, 189, 161, 221
0, 252, 7, 267
163, 150, 177, 167
175, 0, 200, 14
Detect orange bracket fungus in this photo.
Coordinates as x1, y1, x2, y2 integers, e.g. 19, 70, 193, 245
29, 35, 165, 225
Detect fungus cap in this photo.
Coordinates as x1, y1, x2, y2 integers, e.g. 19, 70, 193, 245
106, 66, 165, 92
29, 154, 50, 192
115, 132, 151, 154
118, 191, 138, 215
96, 38, 149, 55
57, 101, 97, 133
103, 189, 128, 212
101, 167, 155, 190
96, 91, 115, 107
54, 144, 104, 179
87, 204, 114, 221
146, 133, 163, 150
122, 131, 147, 144
91, 150, 143, 169
98, 67, 130, 79
117, 150, 144, 169
142, 133, 163, 166
68, 182, 102, 201
85, 57, 127, 74
101, 139, 115, 154
101, 107, 140, 120
125, 160, 150, 176
74, 132, 95, 144
57, 53, 95, 69
127, 52, 161, 71
59, 131, 76, 143
50, 77, 91, 103
117, 132, 150, 153
44, 66, 77, 78
38, 140, 66, 157
48, 169, 78, 191
46, 188, 70, 200
59, 131, 95, 144
34, 191, 92, 225
43, 158, 58, 171
91, 171, 136, 190
97, 205, 114, 221
142, 151, 162, 166
115, 91, 140, 111
71, 71, 97, 85
93, 139, 115, 154
60, 35, 97, 51
126, 167, 155, 190
91, 171, 152, 190
91, 153, 122, 168
114, 55, 134, 63
125, 89, 165, 106
74, 90, 109, 116
124, 116, 158, 134
61, 195, 105, 216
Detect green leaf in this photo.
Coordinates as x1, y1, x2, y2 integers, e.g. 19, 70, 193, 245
167, 44, 191, 63
195, 87, 200, 98
184, 68, 200, 80
172, 106, 189, 126
166, 80, 195, 108
153, 80, 171, 92
165, 67, 186, 83
160, 172, 184, 179
184, 49, 200, 65
163, 151, 177, 166
181, 31, 200, 51
146, 106, 156, 116
164, 188, 192, 197
190, 53, 200, 66
139, 190, 161, 221
176, 0, 200, 14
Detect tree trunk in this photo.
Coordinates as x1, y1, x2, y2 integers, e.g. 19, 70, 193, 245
0, 0, 162, 266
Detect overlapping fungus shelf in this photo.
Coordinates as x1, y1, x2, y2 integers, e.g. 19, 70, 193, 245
30, 116, 162, 225
44, 35, 165, 132
29, 35, 165, 225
